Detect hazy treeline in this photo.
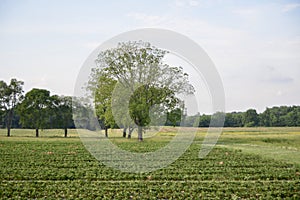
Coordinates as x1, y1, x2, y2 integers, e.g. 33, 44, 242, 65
184, 106, 300, 127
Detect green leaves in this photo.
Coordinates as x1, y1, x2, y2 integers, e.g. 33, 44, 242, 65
16, 89, 74, 135
88, 41, 194, 139
0, 79, 24, 136
17, 89, 51, 130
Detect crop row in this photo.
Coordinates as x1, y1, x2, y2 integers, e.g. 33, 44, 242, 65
1, 180, 299, 199
0, 139, 299, 199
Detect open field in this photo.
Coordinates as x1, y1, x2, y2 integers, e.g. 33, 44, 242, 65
0, 127, 299, 199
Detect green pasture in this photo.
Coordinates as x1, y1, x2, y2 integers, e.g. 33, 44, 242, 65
0, 127, 299, 199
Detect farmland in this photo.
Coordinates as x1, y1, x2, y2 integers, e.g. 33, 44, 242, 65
0, 128, 299, 199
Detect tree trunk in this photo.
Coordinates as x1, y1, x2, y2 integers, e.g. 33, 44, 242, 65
105, 127, 108, 137
127, 131, 131, 139
64, 128, 67, 138
7, 127, 11, 137
123, 127, 127, 138
138, 126, 143, 141
128, 127, 134, 139
35, 128, 39, 137
7, 110, 13, 137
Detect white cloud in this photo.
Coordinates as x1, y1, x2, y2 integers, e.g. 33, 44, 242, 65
282, 3, 300, 12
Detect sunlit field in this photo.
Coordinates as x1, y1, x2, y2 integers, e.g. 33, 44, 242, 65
0, 127, 299, 199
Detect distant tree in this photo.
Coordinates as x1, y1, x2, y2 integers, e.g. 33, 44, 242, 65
51, 95, 73, 137
166, 108, 183, 127
210, 112, 226, 127
259, 108, 271, 126
262, 106, 300, 127
282, 110, 297, 126
243, 109, 259, 127
0, 79, 24, 136
0, 81, 7, 128
295, 106, 300, 126
184, 113, 200, 127
198, 114, 211, 127
72, 96, 97, 131
225, 112, 244, 127
17, 88, 51, 137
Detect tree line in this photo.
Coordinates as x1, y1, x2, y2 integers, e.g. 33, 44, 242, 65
1, 78, 299, 138
0, 79, 74, 137
184, 106, 300, 127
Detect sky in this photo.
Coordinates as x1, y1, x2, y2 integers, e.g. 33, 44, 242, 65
0, 0, 299, 113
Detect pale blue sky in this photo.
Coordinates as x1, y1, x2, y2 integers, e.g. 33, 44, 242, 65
0, 0, 299, 113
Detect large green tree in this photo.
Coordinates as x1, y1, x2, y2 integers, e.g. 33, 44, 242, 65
17, 88, 51, 137
0, 79, 24, 136
89, 41, 194, 141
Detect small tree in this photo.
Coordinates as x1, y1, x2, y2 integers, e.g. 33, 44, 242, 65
17, 88, 51, 137
72, 96, 97, 131
88, 71, 117, 137
51, 95, 73, 137
166, 108, 183, 127
0, 79, 24, 136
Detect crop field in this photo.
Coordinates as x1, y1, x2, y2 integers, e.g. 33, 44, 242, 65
0, 127, 299, 199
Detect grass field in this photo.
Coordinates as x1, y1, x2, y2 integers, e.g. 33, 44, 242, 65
0, 127, 299, 199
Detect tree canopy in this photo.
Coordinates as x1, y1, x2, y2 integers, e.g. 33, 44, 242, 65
16, 88, 74, 137
88, 41, 194, 140
0, 78, 24, 136
17, 88, 51, 137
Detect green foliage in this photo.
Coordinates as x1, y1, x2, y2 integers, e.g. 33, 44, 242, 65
184, 113, 200, 127
49, 95, 74, 136
260, 106, 300, 127
0, 78, 24, 136
198, 114, 211, 127
129, 85, 179, 127
193, 106, 300, 128
224, 112, 243, 127
166, 108, 182, 126
211, 111, 226, 127
17, 89, 51, 132
243, 109, 259, 127
88, 41, 194, 139
94, 73, 117, 129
